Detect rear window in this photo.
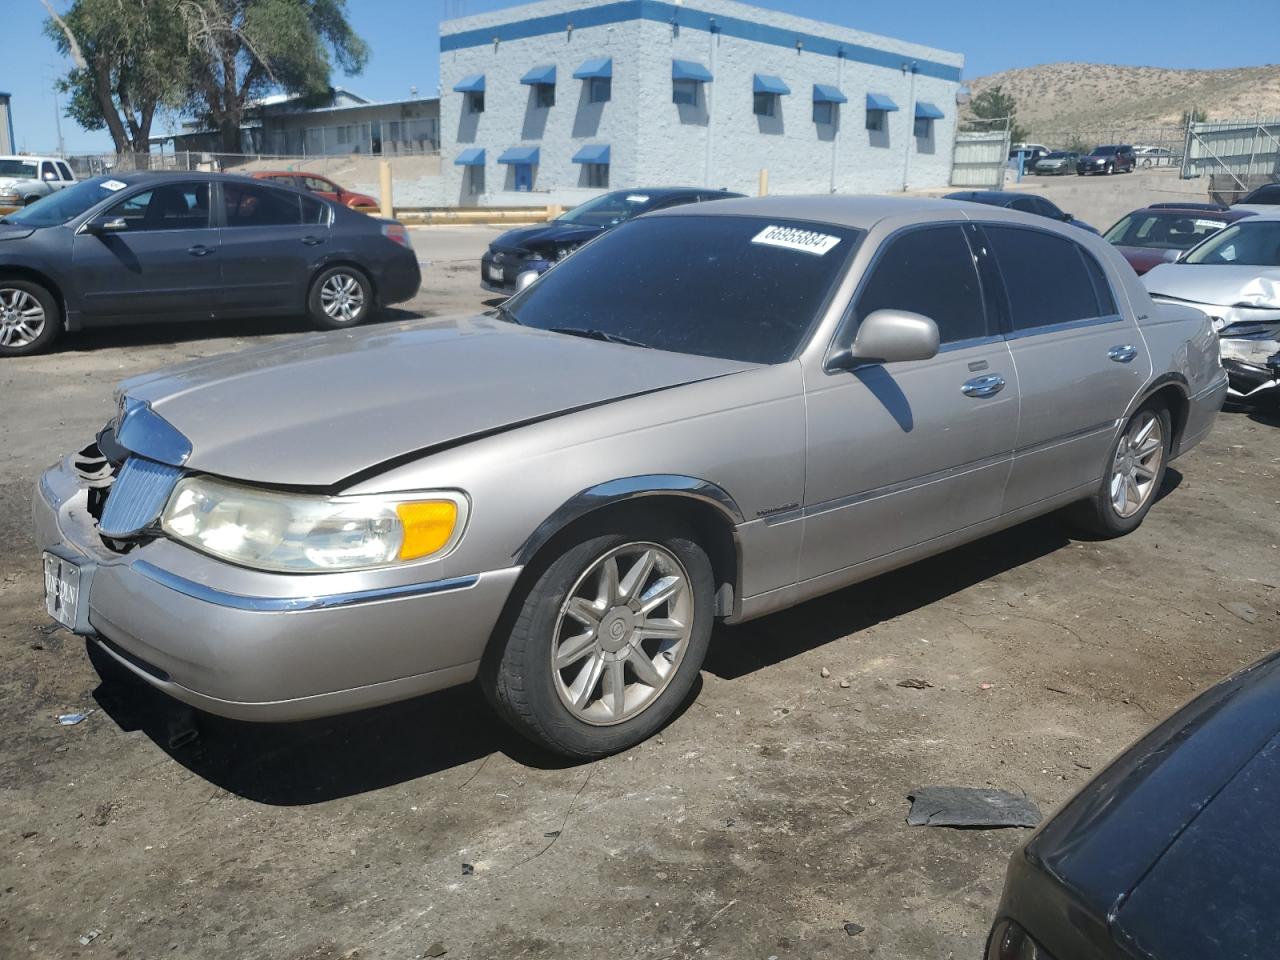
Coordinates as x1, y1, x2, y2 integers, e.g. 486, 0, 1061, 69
986, 226, 1115, 331
503, 216, 862, 364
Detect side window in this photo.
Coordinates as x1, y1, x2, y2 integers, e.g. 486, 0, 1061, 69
40, 161, 57, 181
1081, 250, 1117, 316
985, 226, 1110, 332
301, 195, 329, 225
854, 225, 989, 345
56, 162, 73, 181
104, 183, 210, 231
224, 183, 302, 227
1009, 197, 1037, 214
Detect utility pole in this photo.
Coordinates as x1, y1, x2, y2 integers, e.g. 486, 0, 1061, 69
901, 61, 918, 191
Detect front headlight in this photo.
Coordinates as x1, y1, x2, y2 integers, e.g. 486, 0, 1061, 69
1220, 335, 1280, 365
159, 475, 466, 573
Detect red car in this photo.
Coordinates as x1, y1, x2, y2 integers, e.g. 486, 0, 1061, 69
1103, 204, 1255, 275
251, 171, 378, 213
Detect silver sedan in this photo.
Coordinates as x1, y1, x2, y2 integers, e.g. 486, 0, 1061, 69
34, 196, 1228, 758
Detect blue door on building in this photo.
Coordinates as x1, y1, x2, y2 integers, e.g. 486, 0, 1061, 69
514, 164, 533, 192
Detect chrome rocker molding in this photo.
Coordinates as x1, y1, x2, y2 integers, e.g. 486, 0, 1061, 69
115, 397, 193, 467
131, 560, 481, 612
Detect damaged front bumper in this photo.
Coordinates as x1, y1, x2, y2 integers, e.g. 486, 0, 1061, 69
1219, 320, 1280, 403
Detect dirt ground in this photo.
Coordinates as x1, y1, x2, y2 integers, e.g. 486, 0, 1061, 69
1, 224, 1278, 960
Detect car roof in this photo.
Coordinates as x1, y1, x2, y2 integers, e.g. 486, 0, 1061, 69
1131, 205, 1251, 221
251, 170, 327, 178
943, 191, 1024, 204
615, 186, 742, 199
651, 193, 993, 230
0, 154, 59, 162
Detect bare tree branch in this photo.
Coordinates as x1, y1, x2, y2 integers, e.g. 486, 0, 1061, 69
40, 0, 87, 69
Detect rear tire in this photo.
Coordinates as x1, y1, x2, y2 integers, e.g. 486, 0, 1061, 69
481, 517, 715, 760
307, 265, 373, 330
0, 279, 61, 357
1066, 402, 1171, 538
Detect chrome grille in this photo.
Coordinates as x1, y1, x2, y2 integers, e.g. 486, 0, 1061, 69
98, 457, 183, 538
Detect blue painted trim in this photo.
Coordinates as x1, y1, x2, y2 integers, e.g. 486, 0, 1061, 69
866, 92, 899, 112
573, 144, 611, 164
498, 146, 540, 164
132, 560, 481, 612
812, 84, 847, 104
753, 74, 791, 96
520, 64, 557, 85
1004, 314, 1124, 341
672, 58, 713, 82
453, 74, 485, 93
915, 100, 945, 119
454, 147, 485, 166
441, 1, 963, 82
573, 57, 613, 79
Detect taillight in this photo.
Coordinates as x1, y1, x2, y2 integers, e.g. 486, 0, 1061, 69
382, 223, 412, 249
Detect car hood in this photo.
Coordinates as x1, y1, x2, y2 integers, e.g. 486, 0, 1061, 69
1143, 263, 1280, 308
1116, 246, 1178, 275
0, 223, 35, 241
0, 176, 38, 189
117, 316, 756, 487
492, 220, 604, 252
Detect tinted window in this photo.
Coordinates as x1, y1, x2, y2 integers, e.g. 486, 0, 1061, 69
56, 162, 74, 181
301, 195, 329, 225
0, 159, 37, 178
854, 225, 988, 344
1009, 197, 1038, 214
557, 190, 661, 226
986, 226, 1109, 331
104, 183, 210, 231
1182, 220, 1280, 266
40, 161, 56, 180
224, 183, 302, 227
504, 216, 862, 364
5, 177, 113, 226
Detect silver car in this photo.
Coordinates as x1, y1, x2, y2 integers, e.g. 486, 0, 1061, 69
33, 196, 1227, 759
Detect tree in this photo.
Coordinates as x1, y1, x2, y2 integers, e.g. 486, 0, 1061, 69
178, 0, 369, 152
968, 84, 1029, 144
1181, 106, 1208, 127
43, 0, 190, 156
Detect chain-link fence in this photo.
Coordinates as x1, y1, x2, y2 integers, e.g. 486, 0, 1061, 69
1029, 127, 1188, 166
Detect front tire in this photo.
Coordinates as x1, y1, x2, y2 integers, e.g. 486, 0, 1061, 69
307, 265, 373, 330
0, 279, 61, 356
1066, 403, 1171, 538
482, 519, 715, 759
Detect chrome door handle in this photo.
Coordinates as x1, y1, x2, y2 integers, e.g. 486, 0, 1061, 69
1108, 344, 1137, 363
301, 235, 324, 246
187, 244, 214, 257
961, 374, 1006, 398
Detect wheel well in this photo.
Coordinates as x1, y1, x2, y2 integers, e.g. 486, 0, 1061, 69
0, 267, 67, 326
1144, 384, 1190, 453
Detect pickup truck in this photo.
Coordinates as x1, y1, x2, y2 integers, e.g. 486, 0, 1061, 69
0, 155, 77, 207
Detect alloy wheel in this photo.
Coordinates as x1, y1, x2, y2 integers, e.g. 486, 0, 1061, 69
0, 287, 47, 348
319, 273, 366, 323
551, 542, 694, 726
1110, 411, 1164, 518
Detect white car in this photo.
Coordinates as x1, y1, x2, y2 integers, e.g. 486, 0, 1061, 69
0, 156, 77, 207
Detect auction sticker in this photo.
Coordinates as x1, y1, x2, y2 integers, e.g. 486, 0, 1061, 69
100, 179, 127, 191
751, 224, 841, 256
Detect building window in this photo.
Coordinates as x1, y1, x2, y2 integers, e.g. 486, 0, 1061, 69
589, 77, 611, 104
866, 110, 886, 132
813, 102, 835, 125
673, 79, 699, 106
753, 92, 777, 118
336, 125, 353, 145
467, 165, 485, 194
584, 163, 609, 188
468, 91, 485, 114
914, 116, 932, 138
535, 84, 555, 108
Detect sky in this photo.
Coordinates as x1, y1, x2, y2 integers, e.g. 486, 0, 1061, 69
5, 0, 1277, 154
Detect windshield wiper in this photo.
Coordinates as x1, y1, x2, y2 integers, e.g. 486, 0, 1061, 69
547, 327, 650, 349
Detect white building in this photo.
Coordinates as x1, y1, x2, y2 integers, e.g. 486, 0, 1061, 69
439, 0, 964, 206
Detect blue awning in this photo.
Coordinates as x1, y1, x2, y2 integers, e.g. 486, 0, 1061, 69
572, 144, 611, 164
453, 74, 485, 94
672, 59, 713, 83
915, 101, 944, 120
753, 74, 791, 96
520, 65, 556, 86
813, 84, 848, 104
865, 92, 898, 112
454, 148, 485, 166
573, 58, 613, 79
498, 146, 540, 164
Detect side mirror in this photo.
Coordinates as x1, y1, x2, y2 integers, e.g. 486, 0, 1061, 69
1063, 213, 1074, 222
514, 269, 540, 293
830, 309, 940, 369
85, 215, 128, 236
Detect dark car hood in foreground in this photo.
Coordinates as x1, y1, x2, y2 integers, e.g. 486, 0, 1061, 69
118, 317, 755, 487
492, 220, 603, 252
0, 223, 36, 242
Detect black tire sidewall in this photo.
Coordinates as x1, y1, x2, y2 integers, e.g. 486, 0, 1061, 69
0, 279, 61, 357
307, 265, 373, 330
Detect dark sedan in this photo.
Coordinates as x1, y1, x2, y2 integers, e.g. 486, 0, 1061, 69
0, 172, 420, 356
480, 187, 742, 294
1104, 205, 1254, 275
1077, 144, 1137, 175
988, 650, 1280, 960
943, 190, 1099, 233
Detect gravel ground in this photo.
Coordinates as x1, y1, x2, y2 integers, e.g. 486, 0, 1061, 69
1, 224, 1278, 960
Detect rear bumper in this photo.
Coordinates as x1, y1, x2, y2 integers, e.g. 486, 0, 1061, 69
373, 252, 421, 306
1176, 373, 1229, 459
32, 455, 521, 722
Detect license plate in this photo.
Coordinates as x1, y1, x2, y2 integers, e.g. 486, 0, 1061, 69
43, 552, 82, 630
487, 264, 504, 283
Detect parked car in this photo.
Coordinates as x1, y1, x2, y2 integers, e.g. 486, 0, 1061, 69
250, 170, 378, 213
1009, 146, 1050, 172
987, 649, 1280, 960
944, 190, 1099, 233
34, 196, 1226, 759
1077, 144, 1137, 175
0, 155, 77, 207
1033, 151, 1079, 175
1143, 212, 1280, 405
1232, 181, 1280, 213
0, 172, 420, 356
480, 187, 743, 294
1104, 204, 1254, 275
1134, 145, 1180, 167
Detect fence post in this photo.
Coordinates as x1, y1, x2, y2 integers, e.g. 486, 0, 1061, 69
379, 161, 394, 219
758, 168, 769, 196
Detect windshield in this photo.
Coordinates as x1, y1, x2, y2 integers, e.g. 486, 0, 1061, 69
3, 177, 116, 227
1090, 146, 1117, 156
1182, 220, 1280, 266
556, 190, 664, 227
0, 159, 38, 178
503, 215, 862, 363
1105, 212, 1229, 251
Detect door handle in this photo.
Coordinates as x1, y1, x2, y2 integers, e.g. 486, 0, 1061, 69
187, 244, 214, 257
301, 235, 325, 246
961, 374, 1006, 398
1108, 344, 1137, 363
